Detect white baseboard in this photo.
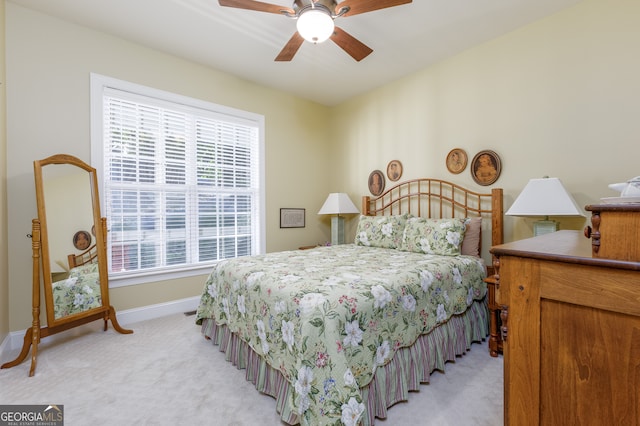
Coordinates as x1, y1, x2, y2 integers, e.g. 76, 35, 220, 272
116, 295, 200, 326
0, 333, 11, 365
0, 296, 200, 359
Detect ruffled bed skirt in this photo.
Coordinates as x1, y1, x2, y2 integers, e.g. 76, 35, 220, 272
200, 297, 489, 425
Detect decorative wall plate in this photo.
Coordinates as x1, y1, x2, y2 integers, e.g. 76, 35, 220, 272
386, 160, 403, 181
446, 148, 467, 174
368, 170, 385, 196
471, 150, 501, 186
73, 230, 92, 251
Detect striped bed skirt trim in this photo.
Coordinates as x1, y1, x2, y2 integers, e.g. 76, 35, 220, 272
200, 297, 489, 425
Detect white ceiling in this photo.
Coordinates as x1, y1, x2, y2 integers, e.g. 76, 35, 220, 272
12, 0, 581, 106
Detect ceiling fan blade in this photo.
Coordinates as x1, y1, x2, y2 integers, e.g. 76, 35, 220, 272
335, 0, 412, 17
330, 27, 373, 61
218, 0, 294, 15
275, 32, 305, 61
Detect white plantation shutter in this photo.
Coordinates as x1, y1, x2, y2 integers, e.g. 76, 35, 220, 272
94, 77, 264, 283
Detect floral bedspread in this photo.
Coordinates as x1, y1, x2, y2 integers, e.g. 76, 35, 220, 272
196, 244, 486, 426
52, 263, 102, 319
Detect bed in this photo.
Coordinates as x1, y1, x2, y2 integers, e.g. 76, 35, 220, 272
195, 178, 503, 426
68, 243, 98, 269
51, 262, 102, 319
50, 244, 102, 319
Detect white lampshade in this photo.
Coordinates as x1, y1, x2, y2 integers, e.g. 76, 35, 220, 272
297, 9, 335, 43
506, 177, 584, 236
506, 178, 584, 217
318, 193, 359, 245
317, 193, 360, 216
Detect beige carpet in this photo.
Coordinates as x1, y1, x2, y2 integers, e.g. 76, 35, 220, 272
0, 313, 503, 425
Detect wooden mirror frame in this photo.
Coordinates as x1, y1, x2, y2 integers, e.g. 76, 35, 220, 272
1, 154, 132, 376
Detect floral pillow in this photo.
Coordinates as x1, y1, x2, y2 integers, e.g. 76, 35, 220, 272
354, 214, 410, 249
400, 217, 467, 256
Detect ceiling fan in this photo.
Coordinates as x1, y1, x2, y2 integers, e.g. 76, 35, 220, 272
218, 0, 412, 62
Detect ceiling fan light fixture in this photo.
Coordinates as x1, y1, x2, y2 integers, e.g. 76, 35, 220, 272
296, 9, 335, 44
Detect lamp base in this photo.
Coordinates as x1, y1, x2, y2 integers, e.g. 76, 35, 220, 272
533, 220, 558, 236
331, 216, 346, 245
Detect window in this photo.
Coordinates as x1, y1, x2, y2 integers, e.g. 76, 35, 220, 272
91, 74, 265, 287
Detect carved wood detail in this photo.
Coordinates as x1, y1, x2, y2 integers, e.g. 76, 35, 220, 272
590, 210, 601, 254
500, 305, 508, 342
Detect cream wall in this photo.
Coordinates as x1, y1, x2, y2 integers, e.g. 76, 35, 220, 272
331, 0, 640, 256
5, 4, 331, 331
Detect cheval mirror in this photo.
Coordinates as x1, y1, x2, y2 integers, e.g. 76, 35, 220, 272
1, 154, 132, 376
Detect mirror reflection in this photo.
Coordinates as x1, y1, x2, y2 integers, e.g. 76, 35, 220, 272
41, 164, 102, 319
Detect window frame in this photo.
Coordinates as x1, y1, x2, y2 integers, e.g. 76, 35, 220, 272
90, 73, 266, 288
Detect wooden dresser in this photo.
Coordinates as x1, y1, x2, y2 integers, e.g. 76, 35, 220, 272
491, 205, 640, 425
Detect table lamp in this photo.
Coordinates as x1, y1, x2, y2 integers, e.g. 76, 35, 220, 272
506, 177, 584, 236
317, 193, 360, 245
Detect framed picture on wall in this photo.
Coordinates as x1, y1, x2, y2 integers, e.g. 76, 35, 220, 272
368, 170, 385, 196
446, 148, 467, 174
280, 208, 305, 228
386, 160, 403, 181
73, 230, 92, 251
471, 150, 502, 186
